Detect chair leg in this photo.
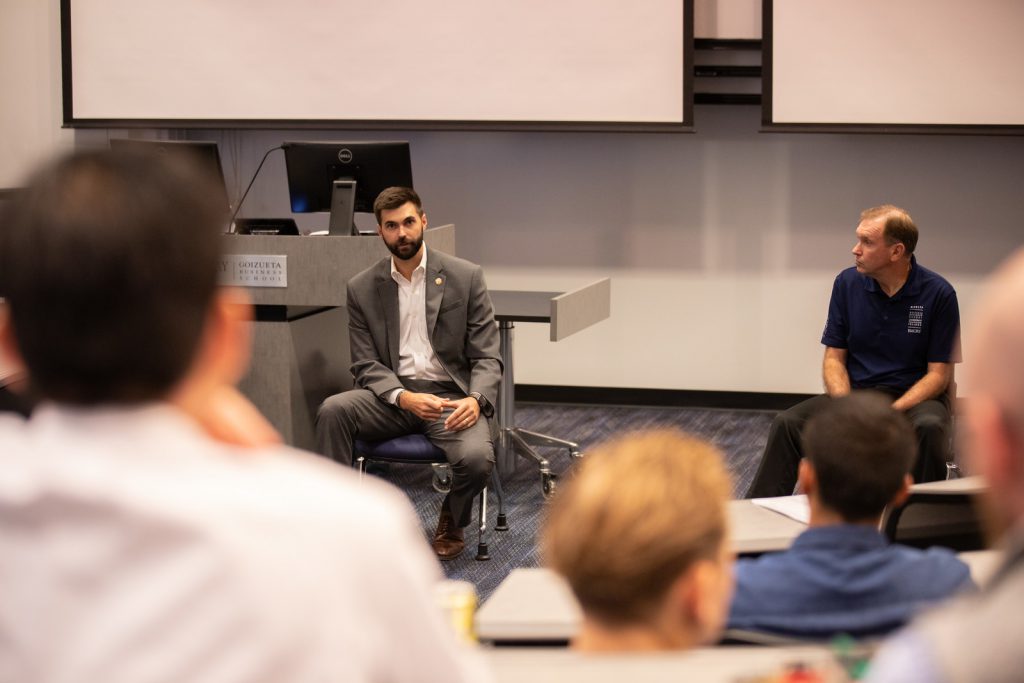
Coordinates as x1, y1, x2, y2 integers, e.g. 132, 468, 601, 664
946, 462, 962, 480
491, 468, 508, 531
475, 485, 491, 561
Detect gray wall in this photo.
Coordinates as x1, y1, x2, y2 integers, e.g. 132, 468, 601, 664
204, 115, 1024, 395
6, 0, 1024, 395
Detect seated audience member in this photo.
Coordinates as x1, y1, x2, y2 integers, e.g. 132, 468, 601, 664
541, 430, 734, 651
868, 249, 1024, 683
730, 392, 973, 639
0, 149, 486, 682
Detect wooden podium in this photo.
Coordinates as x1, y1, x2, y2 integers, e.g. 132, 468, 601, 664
221, 225, 456, 450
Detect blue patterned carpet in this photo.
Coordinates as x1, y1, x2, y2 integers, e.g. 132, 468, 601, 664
379, 402, 775, 602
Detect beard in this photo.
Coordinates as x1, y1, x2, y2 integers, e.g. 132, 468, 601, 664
387, 233, 423, 261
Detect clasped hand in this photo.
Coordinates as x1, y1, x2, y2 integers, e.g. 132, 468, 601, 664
398, 391, 480, 431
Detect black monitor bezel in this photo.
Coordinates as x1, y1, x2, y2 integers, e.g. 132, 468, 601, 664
281, 141, 413, 215
108, 138, 231, 211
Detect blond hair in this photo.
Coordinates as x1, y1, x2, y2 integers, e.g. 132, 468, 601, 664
541, 429, 732, 626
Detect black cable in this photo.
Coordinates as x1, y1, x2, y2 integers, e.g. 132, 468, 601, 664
228, 145, 283, 233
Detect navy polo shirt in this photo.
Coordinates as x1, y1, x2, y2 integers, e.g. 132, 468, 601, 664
821, 256, 960, 394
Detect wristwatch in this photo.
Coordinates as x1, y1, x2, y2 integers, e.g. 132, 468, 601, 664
468, 391, 492, 417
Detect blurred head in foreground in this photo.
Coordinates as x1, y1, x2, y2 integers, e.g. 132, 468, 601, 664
963, 249, 1024, 540
0, 148, 247, 410
542, 429, 734, 651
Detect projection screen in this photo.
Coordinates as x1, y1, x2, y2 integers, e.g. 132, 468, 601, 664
62, 0, 692, 131
765, 0, 1024, 131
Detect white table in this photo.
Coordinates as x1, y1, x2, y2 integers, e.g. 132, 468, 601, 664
475, 568, 579, 644
730, 498, 808, 554
485, 645, 840, 683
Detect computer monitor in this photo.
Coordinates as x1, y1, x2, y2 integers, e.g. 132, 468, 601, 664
282, 141, 413, 235
109, 139, 230, 214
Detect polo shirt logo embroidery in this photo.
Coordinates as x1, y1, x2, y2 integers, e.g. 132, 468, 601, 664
908, 305, 924, 334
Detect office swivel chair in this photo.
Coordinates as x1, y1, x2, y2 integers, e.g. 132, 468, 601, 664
354, 434, 508, 561
880, 480, 986, 552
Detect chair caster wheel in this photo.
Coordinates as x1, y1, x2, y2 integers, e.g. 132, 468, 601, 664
431, 464, 452, 493
542, 473, 558, 499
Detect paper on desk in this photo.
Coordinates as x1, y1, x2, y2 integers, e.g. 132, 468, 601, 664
752, 495, 810, 524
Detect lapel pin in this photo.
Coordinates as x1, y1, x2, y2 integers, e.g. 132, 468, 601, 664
435, 277, 443, 286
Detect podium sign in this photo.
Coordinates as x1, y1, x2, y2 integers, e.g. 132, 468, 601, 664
219, 254, 288, 288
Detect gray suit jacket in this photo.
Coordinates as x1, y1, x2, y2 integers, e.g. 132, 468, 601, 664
346, 247, 502, 416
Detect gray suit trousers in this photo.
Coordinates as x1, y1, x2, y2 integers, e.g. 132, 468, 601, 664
315, 379, 494, 528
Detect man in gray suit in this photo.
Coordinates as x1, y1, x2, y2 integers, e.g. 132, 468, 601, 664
316, 187, 501, 560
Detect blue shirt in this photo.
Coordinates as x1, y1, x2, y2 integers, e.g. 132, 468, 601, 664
821, 256, 960, 394
728, 525, 974, 639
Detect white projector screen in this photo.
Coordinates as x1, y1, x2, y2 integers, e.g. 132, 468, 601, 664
765, 0, 1024, 131
63, 0, 692, 130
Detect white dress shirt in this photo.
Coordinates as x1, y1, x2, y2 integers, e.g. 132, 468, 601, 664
389, 247, 452, 404
0, 404, 491, 683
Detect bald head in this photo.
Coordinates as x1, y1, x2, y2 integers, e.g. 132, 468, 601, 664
970, 249, 1024, 433
966, 248, 1024, 527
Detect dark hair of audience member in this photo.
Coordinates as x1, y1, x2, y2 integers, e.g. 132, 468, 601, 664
802, 391, 917, 522
0, 149, 227, 405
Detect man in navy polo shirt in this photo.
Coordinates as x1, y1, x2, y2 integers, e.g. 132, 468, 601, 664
748, 205, 960, 498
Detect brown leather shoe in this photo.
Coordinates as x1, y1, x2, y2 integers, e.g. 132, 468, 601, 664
432, 509, 465, 560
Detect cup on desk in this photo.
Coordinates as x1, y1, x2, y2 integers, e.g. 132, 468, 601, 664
434, 579, 478, 643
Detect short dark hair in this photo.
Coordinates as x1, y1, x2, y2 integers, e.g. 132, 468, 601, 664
373, 186, 422, 225
802, 392, 917, 521
861, 204, 919, 255
0, 148, 227, 405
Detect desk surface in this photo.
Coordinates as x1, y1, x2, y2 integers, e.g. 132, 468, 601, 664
489, 290, 560, 323
489, 280, 611, 341
909, 475, 985, 495
476, 500, 809, 644
730, 499, 808, 555
484, 645, 839, 682
476, 568, 579, 643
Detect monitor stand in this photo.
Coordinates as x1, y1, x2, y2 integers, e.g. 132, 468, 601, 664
329, 179, 359, 236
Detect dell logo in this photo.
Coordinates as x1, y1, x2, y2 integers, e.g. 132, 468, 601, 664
337, 148, 353, 164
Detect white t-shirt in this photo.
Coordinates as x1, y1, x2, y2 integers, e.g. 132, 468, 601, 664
0, 403, 490, 683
